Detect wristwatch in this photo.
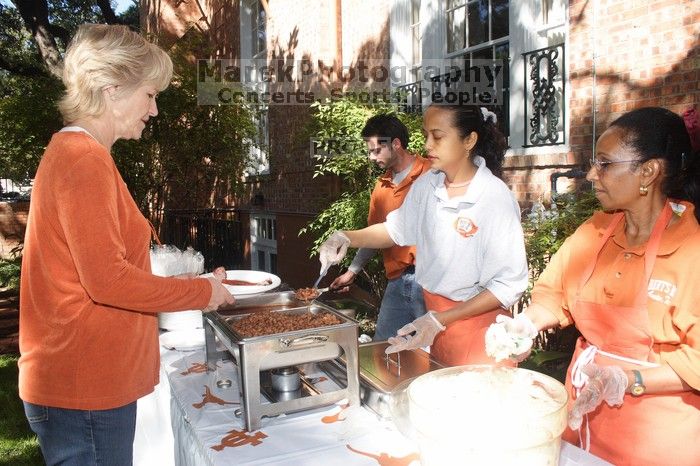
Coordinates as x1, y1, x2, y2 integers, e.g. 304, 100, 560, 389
630, 370, 646, 396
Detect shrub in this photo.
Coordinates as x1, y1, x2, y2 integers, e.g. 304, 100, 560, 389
518, 189, 600, 381
0, 253, 21, 291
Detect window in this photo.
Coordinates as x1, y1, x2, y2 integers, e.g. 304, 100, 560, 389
247, 107, 269, 175
446, 0, 508, 53
249, 0, 266, 59
443, 0, 510, 137
250, 214, 277, 274
241, 0, 269, 174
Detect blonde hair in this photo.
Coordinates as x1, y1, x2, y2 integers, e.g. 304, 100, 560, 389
58, 24, 173, 123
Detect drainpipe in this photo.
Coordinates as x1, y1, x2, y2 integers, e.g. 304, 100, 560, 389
591, 0, 598, 159
336, 0, 343, 66
550, 169, 587, 195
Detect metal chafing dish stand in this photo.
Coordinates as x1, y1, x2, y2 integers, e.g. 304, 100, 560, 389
203, 291, 361, 431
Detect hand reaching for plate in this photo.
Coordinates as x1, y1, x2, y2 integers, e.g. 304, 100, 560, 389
203, 277, 235, 312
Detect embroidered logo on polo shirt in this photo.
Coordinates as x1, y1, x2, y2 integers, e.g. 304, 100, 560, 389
454, 217, 478, 238
648, 279, 677, 305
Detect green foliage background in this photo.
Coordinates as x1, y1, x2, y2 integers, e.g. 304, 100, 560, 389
111, 34, 259, 216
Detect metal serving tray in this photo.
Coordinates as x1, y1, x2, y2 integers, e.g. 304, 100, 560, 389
320, 341, 444, 419
207, 291, 357, 370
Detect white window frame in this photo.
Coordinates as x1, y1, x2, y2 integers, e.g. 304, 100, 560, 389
250, 213, 277, 274
410, 0, 422, 83
507, 0, 570, 154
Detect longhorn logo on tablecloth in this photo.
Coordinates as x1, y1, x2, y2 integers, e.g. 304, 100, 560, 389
321, 403, 350, 424
346, 445, 420, 465
180, 362, 214, 376
192, 385, 239, 409
211, 429, 268, 451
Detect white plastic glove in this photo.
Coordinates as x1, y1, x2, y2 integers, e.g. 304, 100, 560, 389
569, 363, 627, 430
485, 313, 538, 362
385, 311, 445, 354
318, 231, 351, 276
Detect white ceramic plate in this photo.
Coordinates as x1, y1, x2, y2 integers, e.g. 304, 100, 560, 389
200, 270, 281, 295
160, 329, 205, 351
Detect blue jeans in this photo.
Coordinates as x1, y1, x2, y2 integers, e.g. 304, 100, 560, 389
23, 401, 137, 466
374, 267, 426, 341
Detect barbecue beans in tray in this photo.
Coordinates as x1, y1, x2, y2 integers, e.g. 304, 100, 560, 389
230, 309, 342, 337
214, 291, 352, 340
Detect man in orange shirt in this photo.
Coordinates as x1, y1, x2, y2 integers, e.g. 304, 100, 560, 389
331, 114, 430, 340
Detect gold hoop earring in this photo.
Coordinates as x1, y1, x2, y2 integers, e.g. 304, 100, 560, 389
639, 185, 648, 196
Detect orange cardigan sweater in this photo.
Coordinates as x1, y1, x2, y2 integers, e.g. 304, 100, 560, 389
19, 132, 212, 410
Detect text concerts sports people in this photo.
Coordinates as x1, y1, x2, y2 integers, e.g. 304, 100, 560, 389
320, 105, 528, 366
18, 25, 234, 465
329, 114, 431, 340
486, 107, 700, 466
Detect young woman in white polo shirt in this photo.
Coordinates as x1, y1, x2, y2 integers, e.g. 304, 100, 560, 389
319, 104, 528, 366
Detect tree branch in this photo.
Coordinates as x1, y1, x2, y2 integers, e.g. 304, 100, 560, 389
0, 54, 49, 77
95, 0, 121, 24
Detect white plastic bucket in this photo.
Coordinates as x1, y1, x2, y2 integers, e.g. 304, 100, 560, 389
407, 365, 568, 466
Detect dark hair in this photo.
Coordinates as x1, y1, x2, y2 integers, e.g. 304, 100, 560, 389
610, 107, 700, 221
361, 114, 409, 150
431, 105, 508, 178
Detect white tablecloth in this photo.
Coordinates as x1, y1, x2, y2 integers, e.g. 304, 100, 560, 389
135, 343, 612, 466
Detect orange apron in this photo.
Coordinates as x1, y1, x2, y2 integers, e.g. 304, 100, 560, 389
424, 290, 514, 367
563, 202, 700, 465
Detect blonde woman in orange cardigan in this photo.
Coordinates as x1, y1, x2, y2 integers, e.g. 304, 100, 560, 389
18, 24, 234, 465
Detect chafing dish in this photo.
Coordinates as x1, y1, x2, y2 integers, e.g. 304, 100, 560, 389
203, 291, 360, 431
320, 341, 445, 419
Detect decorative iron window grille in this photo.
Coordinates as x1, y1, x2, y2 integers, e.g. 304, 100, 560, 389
522, 43, 565, 147
395, 81, 423, 114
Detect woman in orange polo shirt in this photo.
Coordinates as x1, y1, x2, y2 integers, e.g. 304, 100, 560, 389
486, 107, 700, 465
19, 25, 234, 465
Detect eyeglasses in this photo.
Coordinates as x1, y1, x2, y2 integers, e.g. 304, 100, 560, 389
588, 157, 639, 171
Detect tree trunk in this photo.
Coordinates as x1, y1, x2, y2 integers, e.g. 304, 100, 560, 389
13, 0, 62, 78
95, 0, 122, 25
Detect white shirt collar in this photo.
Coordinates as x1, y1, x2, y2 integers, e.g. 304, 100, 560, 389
430, 155, 492, 207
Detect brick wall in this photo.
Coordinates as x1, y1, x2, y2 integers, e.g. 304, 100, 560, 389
0, 201, 29, 259
146, 0, 700, 283
568, 0, 699, 160
503, 0, 699, 207
221, 1, 392, 287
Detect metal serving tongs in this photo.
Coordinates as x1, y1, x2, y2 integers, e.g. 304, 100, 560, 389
312, 268, 328, 290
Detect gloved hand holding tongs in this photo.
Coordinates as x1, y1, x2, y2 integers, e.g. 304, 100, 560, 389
316, 231, 352, 287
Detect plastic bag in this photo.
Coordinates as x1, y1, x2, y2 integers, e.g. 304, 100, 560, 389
150, 245, 204, 277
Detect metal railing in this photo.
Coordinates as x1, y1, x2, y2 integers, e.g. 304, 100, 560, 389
523, 43, 566, 147
395, 81, 423, 114
0, 179, 32, 201
160, 208, 244, 271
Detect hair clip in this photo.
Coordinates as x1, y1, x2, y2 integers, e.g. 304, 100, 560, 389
681, 152, 687, 171
480, 107, 497, 124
